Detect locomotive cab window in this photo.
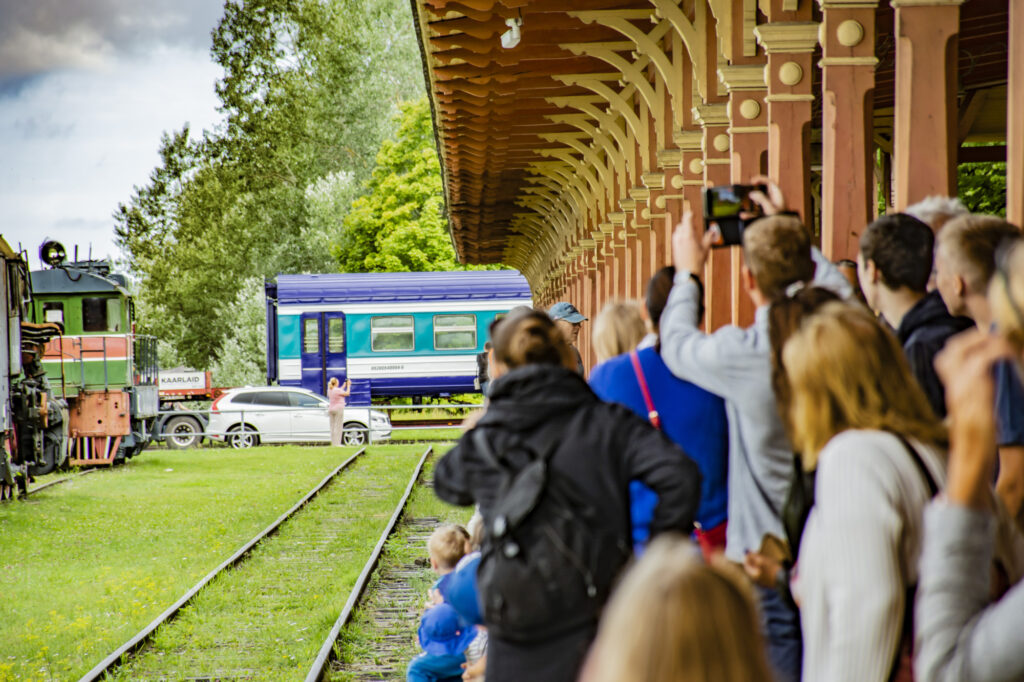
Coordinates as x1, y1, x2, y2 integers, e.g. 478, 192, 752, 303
434, 314, 477, 350
371, 316, 414, 352
82, 297, 121, 332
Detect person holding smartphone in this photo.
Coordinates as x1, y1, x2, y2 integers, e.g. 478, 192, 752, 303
659, 178, 852, 682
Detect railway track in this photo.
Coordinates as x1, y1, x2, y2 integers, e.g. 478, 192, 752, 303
75, 445, 437, 682
78, 445, 371, 682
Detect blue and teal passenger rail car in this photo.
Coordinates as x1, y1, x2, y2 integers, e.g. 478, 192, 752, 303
265, 271, 532, 405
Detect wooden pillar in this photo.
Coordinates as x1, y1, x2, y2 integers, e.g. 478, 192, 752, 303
755, 3, 818, 224
819, 0, 879, 261
696, 103, 733, 331
891, 0, 962, 209
720, 64, 767, 328
1011, 0, 1024, 226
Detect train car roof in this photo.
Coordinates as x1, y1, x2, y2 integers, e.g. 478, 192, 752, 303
31, 267, 130, 296
269, 270, 531, 304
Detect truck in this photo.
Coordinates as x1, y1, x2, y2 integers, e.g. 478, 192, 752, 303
154, 368, 223, 450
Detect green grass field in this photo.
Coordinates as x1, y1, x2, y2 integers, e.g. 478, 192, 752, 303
0, 444, 422, 681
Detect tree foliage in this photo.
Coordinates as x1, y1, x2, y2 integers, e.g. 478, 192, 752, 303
115, 0, 424, 370
210, 277, 267, 387
334, 99, 459, 273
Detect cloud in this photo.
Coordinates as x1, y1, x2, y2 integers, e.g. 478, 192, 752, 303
0, 0, 224, 86
0, 46, 222, 270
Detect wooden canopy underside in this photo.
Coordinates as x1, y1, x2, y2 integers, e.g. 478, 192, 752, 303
412, 0, 1011, 276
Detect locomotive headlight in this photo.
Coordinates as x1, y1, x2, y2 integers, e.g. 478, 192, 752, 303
39, 240, 66, 268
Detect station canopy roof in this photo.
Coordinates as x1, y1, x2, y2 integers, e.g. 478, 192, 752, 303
411, 0, 1009, 266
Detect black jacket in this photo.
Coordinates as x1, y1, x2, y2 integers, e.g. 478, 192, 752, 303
897, 291, 974, 418
435, 363, 702, 568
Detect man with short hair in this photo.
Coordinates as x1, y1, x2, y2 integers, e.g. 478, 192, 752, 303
934, 214, 1024, 519
660, 184, 852, 682
547, 301, 587, 375
858, 213, 972, 417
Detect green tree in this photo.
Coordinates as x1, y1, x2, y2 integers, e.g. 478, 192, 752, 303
210, 277, 268, 386
335, 98, 461, 272
115, 0, 424, 370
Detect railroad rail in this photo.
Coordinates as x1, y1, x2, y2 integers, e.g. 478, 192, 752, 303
26, 468, 100, 495
77, 446, 369, 682
306, 447, 433, 681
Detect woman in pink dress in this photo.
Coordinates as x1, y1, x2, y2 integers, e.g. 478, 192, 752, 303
327, 377, 351, 446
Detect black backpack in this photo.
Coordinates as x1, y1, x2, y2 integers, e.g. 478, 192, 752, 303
471, 426, 628, 642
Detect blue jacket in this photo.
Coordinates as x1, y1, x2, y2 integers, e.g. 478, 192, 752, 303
590, 346, 728, 544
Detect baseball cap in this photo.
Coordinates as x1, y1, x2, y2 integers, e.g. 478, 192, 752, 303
418, 603, 477, 656
548, 302, 587, 324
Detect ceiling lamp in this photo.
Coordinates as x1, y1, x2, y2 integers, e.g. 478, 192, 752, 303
501, 17, 522, 49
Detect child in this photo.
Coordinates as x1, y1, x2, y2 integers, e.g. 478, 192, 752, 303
408, 525, 472, 682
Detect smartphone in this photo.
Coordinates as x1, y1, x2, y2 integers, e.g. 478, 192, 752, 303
702, 184, 768, 247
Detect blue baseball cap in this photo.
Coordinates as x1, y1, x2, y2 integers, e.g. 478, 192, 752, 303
418, 603, 477, 656
548, 302, 587, 324
439, 554, 483, 626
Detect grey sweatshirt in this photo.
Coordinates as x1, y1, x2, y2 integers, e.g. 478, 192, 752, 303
659, 248, 851, 562
915, 501, 1024, 682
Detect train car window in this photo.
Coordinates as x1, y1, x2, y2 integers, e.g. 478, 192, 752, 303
371, 316, 414, 352
327, 318, 344, 353
43, 302, 64, 325
82, 297, 108, 332
250, 391, 290, 407
289, 392, 324, 408
303, 318, 319, 353
434, 314, 477, 350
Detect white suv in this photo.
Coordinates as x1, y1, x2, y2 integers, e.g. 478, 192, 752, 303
207, 387, 391, 448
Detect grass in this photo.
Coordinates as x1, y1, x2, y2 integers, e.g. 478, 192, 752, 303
0, 444, 367, 681
109, 445, 429, 681
329, 446, 470, 681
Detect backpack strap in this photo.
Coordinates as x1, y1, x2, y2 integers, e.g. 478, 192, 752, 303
629, 350, 661, 430
886, 433, 939, 682
893, 433, 939, 497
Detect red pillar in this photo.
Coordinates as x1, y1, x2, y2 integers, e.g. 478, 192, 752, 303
892, 0, 962, 209
1008, 0, 1024, 226
819, 1, 879, 261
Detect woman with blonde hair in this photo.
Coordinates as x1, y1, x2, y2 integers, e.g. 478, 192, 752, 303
591, 300, 647, 363
434, 309, 702, 682
581, 534, 772, 682
326, 376, 351, 446
783, 302, 946, 681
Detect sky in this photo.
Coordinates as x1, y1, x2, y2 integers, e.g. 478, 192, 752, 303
0, 0, 225, 270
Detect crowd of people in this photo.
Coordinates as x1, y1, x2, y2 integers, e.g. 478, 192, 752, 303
405, 180, 1024, 682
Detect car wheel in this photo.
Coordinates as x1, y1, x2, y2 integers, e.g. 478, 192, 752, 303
342, 422, 367, 446
227, 424, 260, 449
165, 416, 202, 450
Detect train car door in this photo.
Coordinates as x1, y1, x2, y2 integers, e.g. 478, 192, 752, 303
299, 312, 347, 396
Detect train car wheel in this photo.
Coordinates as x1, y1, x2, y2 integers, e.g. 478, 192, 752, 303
165, 416, 202, 450
342, 422, 367, 446
227, 425, 259, 449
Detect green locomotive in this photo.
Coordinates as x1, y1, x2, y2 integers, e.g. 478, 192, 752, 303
29, 242, 158, 465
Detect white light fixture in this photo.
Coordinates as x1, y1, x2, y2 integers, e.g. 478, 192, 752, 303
501, 17, 522, 49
